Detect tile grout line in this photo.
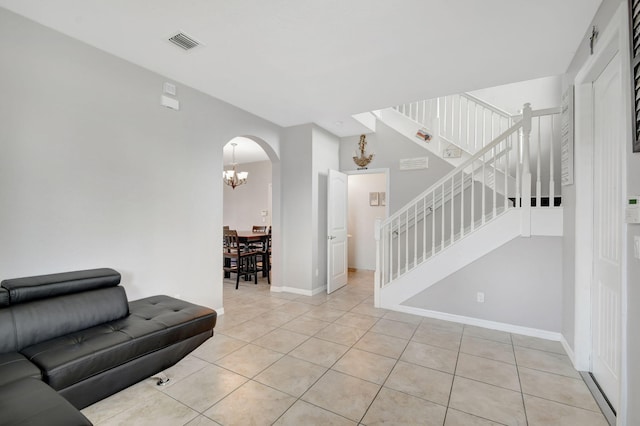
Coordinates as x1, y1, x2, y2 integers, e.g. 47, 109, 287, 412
267, 292, 385, 425
510, 331, 531, 426
441, 323, 465, 425
156, 275, 603, 426
356, 317, 422, 425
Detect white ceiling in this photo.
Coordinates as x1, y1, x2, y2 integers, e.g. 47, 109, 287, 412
0, 1, 601, 137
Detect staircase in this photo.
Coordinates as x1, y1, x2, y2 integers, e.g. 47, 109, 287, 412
392, 93, 514, 156
372, 99, 563, 310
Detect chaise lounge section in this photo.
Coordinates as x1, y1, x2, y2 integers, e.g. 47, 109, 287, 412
0, 268, 217, 425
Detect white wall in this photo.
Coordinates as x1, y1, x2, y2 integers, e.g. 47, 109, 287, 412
626, 113, 640, 426
340, 122, 454, 214
0, 8, 283, 311
279, 125, 313, 292
404, 237, 564, 332
223, 160, 272, 230
468, 75, 562, 115
347, 173, 387, 270
277, 125, 340, 294
312, 127, 340, 291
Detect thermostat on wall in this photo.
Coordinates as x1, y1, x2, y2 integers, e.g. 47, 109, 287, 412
626, 196, 640, 224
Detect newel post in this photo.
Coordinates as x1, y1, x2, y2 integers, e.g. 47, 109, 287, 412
521, 103, 532, 236
374, 218, 382, 308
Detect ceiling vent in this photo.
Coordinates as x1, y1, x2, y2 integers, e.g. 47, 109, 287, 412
168, 32, 200, 50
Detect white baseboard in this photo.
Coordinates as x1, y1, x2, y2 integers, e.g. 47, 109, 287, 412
560, 334, 576, 366
392, 304, 563, 341
215, 307, 225, 316
311, 285, 327, 296
270, 285, 326, 296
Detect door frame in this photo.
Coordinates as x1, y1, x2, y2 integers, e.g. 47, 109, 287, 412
345, 168, 390, 275
345, 168, 389, 304
573, 4, 629, 423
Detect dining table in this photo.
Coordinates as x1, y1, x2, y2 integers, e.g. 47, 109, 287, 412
236, 231, 269, 246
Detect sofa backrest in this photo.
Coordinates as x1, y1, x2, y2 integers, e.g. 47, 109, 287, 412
1, 268, 122, 304
0, 268, 130, 353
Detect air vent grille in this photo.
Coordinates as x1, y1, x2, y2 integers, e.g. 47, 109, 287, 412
168, 32, 200, 50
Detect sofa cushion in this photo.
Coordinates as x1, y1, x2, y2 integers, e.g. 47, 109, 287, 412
0, 377, 92, 426
21, 295, 216, 391
11, 286, 129, 351
1, 268, 121, 304
0, 352, 41, 387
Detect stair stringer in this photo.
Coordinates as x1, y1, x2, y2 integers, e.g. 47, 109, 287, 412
379, 209, 522, 308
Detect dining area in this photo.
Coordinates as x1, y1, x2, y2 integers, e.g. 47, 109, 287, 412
223, 225, 272, 289
222, 137, 273, 290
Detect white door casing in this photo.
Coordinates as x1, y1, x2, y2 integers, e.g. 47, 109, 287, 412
591, 51, 623, 411
327, 169, 348, 293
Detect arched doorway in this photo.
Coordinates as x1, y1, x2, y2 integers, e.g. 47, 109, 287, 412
221, 135, 281, 296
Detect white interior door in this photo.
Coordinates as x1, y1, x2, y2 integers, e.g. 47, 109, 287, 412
327, 169, 348, 293
591, 52, 622, 411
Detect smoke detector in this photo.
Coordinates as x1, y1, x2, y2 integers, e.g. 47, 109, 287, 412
168, 32, 200, 50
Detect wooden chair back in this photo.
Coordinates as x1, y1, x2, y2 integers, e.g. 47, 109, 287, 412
223, 229, 259, 289
223, 229, 240, 253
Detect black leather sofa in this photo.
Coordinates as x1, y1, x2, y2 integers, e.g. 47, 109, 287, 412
0, 268, 217, 426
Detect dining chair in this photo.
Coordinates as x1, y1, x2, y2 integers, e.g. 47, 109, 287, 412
256, 232, 271, 285
249, 225, 268, 251
223, 229, 258, 289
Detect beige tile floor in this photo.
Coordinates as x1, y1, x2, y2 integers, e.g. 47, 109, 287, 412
82, 270, 609, 426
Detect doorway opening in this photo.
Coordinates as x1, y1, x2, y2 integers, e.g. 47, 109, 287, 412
221, 136, 278, 298
347, 172, 388, 272
338, 169, 389, 297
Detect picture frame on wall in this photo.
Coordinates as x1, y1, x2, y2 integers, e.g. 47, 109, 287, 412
369, 192, 379, 206
379, 192, 386, 206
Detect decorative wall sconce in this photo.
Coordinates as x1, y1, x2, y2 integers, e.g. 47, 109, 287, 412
353, 134, 374, 169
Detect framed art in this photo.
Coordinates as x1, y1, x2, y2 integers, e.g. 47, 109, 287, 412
369, 192, 379, 206
379, 192, 386, 206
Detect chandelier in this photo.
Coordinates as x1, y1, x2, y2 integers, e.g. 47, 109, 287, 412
222, 143, 248, 189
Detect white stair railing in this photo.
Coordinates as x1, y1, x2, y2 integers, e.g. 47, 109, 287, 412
394, 93, 513, 154
374, 103, 561, 294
